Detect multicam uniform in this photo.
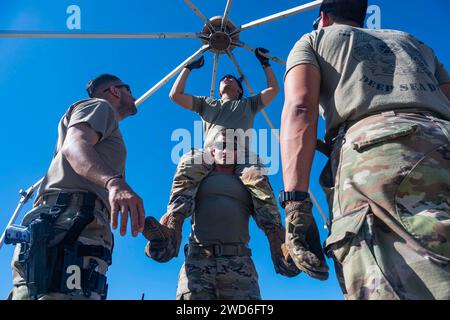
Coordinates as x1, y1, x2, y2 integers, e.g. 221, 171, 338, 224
167, 95, 282, 238
9, 99, 125, 300
177, 171, 270, 300
286, 25, 450, 299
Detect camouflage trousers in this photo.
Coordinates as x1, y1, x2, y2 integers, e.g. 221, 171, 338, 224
8, 204, 113, 300
320, 112, 450, 300
176, 247, 261, 300
167, 149, 282, 230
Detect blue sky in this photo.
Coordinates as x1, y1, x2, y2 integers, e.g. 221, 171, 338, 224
0, 0, 449, 300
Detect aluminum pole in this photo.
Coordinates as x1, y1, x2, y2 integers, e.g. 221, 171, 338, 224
232, 41, 286, 65
136, 45, 210, 107
210, 52, 219, 97
221, 0, 233, 31
0, 31, 201, 39
0, 177, 44, 250
183, 0, 216, 33
231, 0, 322, 36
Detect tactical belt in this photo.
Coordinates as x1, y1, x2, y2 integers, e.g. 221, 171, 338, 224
185, 243, 252, 258
77, 242, 112, 265
37, 192, 107, 213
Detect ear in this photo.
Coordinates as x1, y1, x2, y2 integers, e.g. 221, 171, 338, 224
211, 148, 216, 157
321, 11, 333, 27
109, 85, 121, 99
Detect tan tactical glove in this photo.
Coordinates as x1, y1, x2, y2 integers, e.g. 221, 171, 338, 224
143, 212, 185, 263
266, 226, 301, 278
285, 199, 329, 280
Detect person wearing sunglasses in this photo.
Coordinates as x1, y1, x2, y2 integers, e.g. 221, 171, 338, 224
143, 48, 288, 283
144, 129, 299, 300
282, 0, 450, 299
9, 74, 146, 300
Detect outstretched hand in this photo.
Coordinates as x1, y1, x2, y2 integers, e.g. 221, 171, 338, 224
107, 178, 145, 237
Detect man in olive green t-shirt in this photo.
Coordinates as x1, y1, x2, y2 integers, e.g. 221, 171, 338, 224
9, 74, 146, 300
144, 49, 286, 266
281, 0, 450, 299
144, 129, 299, 300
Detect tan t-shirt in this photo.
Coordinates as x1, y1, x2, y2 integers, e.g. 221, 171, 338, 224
190, 171, 253, 246
192, 94, 264, 149
286, 25, 450, 136
37, 98, 126, 211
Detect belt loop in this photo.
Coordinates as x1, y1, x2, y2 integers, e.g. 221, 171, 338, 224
381, 110, 396, 117
213, 244, 222, 257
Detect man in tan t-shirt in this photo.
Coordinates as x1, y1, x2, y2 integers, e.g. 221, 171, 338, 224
281, 0, 450, 299
145, 49, 287, 267
8, 74, 146, 300
144, 129, 299, 300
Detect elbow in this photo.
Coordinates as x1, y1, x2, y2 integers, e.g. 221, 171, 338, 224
281, 101, 318, 137
61, 144, 73, 161
272, 84, 280, 97
283, 100, 317, 121
169, 91, 176, 102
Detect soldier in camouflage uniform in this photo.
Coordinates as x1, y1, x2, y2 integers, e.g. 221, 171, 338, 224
281, 0, 450, 299
143, 130, 299, 300
142, 48, 285, 267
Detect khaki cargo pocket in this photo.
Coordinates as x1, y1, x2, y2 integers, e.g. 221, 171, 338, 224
324, 205, 370, 263
395, 144, 450, 259
352, 123, 418, 152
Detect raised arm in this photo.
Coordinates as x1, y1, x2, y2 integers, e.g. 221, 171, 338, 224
169, 56, 205, 111
255, 48, 279, 106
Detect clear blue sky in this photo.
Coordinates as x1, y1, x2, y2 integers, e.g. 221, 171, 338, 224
0, 0, 449, 300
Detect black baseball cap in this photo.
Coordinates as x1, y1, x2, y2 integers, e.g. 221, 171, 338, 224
319, 0, 368, 27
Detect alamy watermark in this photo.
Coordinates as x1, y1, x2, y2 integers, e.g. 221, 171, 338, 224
366, 5, 382, 29
66, 5, 81, 30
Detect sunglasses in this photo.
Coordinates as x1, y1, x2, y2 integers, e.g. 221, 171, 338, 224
213, 141, 239, 151
220, 74, 238, 82
103, 84, 132, 95
313, 16, 322, 30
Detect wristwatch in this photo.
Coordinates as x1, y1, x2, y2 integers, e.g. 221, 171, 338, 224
278, 190, 310, 209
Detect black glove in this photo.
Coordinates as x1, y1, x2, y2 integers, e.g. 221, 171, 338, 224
185, 56, 205, 71
285, 200, 329, 280
255, 47, 270, 68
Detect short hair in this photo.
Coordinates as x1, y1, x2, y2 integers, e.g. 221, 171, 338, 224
213, 128, 248, 150
219, 74, 244, 100
86, 74, 121, 98
320, 0, 368, 28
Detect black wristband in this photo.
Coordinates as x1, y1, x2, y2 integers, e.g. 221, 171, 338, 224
279, 190, 310, 208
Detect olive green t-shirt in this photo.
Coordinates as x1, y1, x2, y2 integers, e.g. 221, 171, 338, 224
286, 25, 450, 136
37, 98, 127, 211
192, 94, 264, 149
190, 171, 253, 245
